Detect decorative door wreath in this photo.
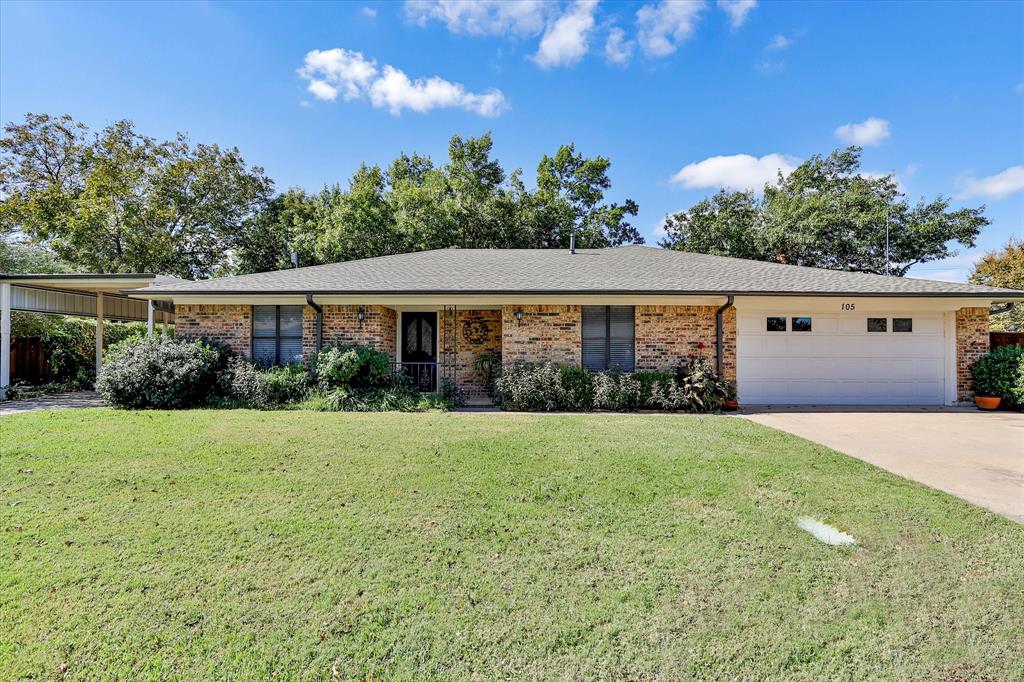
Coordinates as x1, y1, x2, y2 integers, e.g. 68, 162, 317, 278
462, 318, 491, 345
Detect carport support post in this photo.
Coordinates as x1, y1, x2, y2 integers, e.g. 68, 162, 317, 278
147, 300, 155, 336
95, 291, 104, 378
1, 282, 11, 396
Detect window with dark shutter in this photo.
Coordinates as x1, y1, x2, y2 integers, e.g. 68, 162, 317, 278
252, 305, 304, 366
581, 306, 634, 371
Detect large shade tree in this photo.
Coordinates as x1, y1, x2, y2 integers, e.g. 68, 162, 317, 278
234, 133, 643, 272
1, 113, 274, 278
659, 147, 989, 276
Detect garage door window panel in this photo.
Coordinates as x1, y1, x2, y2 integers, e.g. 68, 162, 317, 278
791, 316, 813, 332
867, 318, 887, 332
766, 316, 787, 332
893, 318, 913, 333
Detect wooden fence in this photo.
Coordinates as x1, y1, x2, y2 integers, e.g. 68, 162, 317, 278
11, 337, 47, 383
990, 332, 1024, 349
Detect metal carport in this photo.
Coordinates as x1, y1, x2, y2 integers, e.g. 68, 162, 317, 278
0, 274, 184, 396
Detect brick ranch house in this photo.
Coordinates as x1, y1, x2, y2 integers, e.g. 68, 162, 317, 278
128, 246, 1023, 406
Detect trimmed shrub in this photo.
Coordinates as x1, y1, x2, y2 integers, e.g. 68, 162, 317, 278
559, 366, 594, 411
439, 378, 467, 408
226, 358, 311, 409
971, 345, 1024, 407
494, 363, 564, 411
310, 343, 392, 389
96, 337, 222, 409
496, 360, 731, 413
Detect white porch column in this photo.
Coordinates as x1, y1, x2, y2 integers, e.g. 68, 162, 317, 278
95, 291, 104, 376
147, 300, 155, 336
1, 282, 11, 393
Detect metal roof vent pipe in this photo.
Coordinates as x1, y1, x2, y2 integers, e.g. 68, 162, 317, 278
569, 232, 576, 255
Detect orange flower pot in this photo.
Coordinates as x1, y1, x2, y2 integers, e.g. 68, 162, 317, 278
975, 395, 1001, 411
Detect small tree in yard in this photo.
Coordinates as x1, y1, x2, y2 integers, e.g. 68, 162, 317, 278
970, 238, 1024, 331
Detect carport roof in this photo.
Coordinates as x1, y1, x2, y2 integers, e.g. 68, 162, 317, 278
126, 247, 1023, 298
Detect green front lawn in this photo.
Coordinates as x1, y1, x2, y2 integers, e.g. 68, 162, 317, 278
2, 410, 1021, 680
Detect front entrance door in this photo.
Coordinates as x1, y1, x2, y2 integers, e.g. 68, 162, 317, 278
401, 312, 437, 391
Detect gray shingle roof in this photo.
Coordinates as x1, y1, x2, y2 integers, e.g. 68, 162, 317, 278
134, 247, 1023, 298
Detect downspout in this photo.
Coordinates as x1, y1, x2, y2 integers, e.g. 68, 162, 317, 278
306, 293, 323, 351
715, 295, 735, 378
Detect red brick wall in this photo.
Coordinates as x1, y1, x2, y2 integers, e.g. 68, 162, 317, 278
174, 305, 252, 357
956, 307, 990, 402
302, 305, 397, 362
635, 305, 736, 381
501, 305, 581, 366
439, 309, 502, 402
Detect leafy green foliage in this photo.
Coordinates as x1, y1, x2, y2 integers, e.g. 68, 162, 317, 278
1, 113, 274, 277
970, 345, 1024, 407
0, 241, 68, 274
310, 342, 392, 390
225, 357, 310, 409
234, 133, 643, 271
660, 147, 988, 276
970, 238, 1024, 331
10, 312, 147, 386
495, 360, 731, 412
96, 337, 224, 409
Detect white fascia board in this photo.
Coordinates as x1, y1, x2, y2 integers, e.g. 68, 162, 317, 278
128, 294, 731, 307
733, 295, 995, 313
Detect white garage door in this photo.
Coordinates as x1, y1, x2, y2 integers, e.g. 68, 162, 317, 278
737, 312, 946, 405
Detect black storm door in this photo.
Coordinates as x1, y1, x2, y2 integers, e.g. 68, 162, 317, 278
401, 312, 437, 391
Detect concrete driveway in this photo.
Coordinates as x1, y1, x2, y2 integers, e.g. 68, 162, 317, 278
742, 406, 1024, 523
0, 391, 105, 416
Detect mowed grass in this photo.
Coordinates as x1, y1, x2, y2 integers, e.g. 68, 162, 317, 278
1, 410, 1021, 681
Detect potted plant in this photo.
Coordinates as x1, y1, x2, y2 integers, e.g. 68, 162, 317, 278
722, 381, 738, 411
970, 347, 1020, 411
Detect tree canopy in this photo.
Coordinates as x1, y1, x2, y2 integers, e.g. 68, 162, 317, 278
1, 115, 642, 276
1, 113, 274, 278
970, 239, 1024, 331
232, 132, 642, 273
659, 147, 989, 276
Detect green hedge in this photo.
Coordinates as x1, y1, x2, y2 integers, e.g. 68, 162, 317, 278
11, 312, 151, 387
971, 345, 1024, 408
494, 360, 732, 413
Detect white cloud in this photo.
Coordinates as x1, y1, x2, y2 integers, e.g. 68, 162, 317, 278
636, 0, 707, 58
604, 26, 634, 65
360, 6, 377, 18
404, 0, 548, 36
298, 48, 378, 101
835, 116, 891, 146
532, 0, 598, 69
955, 166, 1024, 200
369, 66, 506, 116
298, 48, 507, 117
717, 0, 757, 29
670, 152, 799, 192
766, 34, 789, 50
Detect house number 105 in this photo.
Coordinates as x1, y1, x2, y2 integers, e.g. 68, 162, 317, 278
841, 303, 856, 311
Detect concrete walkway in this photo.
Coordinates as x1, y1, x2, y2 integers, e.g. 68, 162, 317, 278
0, 390, 106, 416
742, 405, 1024, 523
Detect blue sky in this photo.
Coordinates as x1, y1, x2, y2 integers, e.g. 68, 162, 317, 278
2, 0, 1022, 281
